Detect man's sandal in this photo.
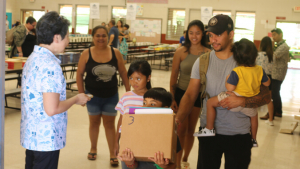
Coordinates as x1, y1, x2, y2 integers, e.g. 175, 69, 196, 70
87, 153, 97, 160
110, 158, 119, 166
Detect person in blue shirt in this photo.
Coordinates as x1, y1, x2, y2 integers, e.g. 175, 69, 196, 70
21, 11, 90, 169
178, 30, 186, 48
108, 20, 120, 49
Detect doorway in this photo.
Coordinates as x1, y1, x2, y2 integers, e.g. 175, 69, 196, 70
21, 10, 45, 23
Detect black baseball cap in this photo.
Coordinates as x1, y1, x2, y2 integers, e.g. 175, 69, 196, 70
207, 14, 234, 35
271, 28, 283, 34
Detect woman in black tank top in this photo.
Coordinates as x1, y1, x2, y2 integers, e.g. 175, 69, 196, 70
76, 26, 130, 164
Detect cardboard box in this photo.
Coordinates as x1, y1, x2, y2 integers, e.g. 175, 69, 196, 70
119, 113, 177, 163
5, 59, 23, 70
279, 122, 298, 134
295, 115, 300, 121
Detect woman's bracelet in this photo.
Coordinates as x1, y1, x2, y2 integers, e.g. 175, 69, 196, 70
126, 160, 137, 168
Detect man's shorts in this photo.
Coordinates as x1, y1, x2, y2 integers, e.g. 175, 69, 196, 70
217, 91, 257, 117
175, 87, 203, 108
85, 90, 119, 116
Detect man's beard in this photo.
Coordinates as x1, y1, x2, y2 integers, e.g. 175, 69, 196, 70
212, 43, 224, 52
214, 47, 224, 52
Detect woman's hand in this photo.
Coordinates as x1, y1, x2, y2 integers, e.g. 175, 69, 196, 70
148, 151, 170, 168
171, 100, 178, 113
75, 93, 91, 105
117, 148, 135, 166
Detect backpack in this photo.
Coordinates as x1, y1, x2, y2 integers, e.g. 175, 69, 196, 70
6, 27, 15, 45
199, 51, 211, 100
119, 38, 128, 56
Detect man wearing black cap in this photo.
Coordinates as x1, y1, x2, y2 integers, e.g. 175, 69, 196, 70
260, 28, 289, 120
176, 14, 271, 169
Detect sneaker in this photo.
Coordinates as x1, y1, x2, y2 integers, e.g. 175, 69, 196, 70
265, 120, 274, 126
260, 113, 269, 120
252, 139, 258, 147
193, 128, 215, 137
181, 162, 190, 169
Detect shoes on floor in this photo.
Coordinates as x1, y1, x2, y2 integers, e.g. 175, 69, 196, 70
274, 112, 282, 117
193, 127, 215, 137
181, 162, 190, 169
260, 113, 269, 120
265, 120, 274, 126
252, 139, 258, 147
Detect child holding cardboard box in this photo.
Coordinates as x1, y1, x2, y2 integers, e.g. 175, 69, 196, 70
118, 88, 179, 169
114, 60, 152, 160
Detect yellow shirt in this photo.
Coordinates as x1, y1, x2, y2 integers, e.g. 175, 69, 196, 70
232, 65, 264, 97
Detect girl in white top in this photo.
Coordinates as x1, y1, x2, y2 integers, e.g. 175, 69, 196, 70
114, 60, 152, 163
256, 36, 274, 125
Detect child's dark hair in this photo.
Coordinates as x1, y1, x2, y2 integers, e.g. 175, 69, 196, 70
259, 36, 273, 63
124, 24, 129, 29
232, 38, 258, 67
144, 88, 173, 107
128, 60, 152, 89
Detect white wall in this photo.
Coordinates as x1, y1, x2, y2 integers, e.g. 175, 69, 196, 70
6, 0, 300, 40
6, 0, 16, 19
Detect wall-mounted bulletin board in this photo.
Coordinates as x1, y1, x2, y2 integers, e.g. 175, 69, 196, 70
129, 18, 162, 44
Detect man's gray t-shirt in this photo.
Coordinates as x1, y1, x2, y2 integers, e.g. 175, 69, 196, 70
191, 50, 251, 135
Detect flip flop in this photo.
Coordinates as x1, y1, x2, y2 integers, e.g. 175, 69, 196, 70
87, 153, 97, 160
110, 158, 119, 166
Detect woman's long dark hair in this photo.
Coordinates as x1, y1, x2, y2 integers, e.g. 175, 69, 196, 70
92, 25, 108, 36
127, 60, 152, 89
184, 20, 208, 53
259, 36, 273, 63
117, 20, 123, 28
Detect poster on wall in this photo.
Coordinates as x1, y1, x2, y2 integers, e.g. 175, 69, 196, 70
126, 3, 137, 20
136, 5, 144, 15
201, 7, 212, 25
90, 3, 100, 19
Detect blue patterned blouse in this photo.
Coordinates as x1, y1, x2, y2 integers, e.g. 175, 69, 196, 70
21, 45, 67, 151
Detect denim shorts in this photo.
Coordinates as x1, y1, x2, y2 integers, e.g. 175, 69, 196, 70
85, 90, 119, 116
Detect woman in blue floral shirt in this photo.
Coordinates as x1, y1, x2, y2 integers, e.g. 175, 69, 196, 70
21, 11, 90, 169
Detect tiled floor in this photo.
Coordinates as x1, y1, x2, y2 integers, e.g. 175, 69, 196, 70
3, 65, 300, 169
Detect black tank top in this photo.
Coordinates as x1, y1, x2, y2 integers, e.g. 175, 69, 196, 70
85, 47, 118, 98
22, 34, 36, 57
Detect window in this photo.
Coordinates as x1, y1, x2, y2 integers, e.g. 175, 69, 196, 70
234, 12, 255, 42
22, 10, 45, 23
76, 5, 90, 34
276, 22, 300, 52
59, 5, 73, 33
167, 9, 185, 40
213, 11, 231, 17
112, 6, 127, 25
112, 6, 127, 19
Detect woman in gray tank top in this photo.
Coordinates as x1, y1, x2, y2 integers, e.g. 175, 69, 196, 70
170, 20, 210, 169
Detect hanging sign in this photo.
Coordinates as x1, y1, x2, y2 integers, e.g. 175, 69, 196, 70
90, 3, 100, 19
